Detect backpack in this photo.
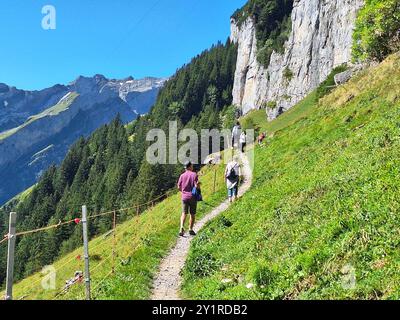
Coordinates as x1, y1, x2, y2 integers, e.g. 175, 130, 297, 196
227, 165, 239, 182
192, 186, 203, 202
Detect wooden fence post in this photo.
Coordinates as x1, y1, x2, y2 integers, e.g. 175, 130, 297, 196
82, 205, 91, 300
112, 211, 116, 275
213, 166, 217, 193
5, 212, 17, 300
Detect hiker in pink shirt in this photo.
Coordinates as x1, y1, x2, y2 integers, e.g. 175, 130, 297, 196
177, 161, 198, 237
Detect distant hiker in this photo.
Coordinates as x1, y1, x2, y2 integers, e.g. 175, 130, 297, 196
231, 121, 241, 149
177, 161, 198, 237
225, 157, 241, 203
239, 131, 247, 153
257, 132, 266, 145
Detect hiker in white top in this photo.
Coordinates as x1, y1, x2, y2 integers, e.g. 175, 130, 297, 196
225, 157, 242, 203
231, 121, 241, 149
239, 131, 247, 153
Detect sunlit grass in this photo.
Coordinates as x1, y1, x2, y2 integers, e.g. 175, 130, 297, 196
240, 91, 318, 136
181, 53, 400, 300
4, 158, 227, 300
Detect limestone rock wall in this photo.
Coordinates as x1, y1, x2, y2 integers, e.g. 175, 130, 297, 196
231, 0, 364, 119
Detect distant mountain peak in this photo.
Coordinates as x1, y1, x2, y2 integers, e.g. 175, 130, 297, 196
0, 72, 167, 205
0, 83, 9, 93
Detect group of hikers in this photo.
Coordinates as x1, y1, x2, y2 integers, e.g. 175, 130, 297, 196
177, 157, 242, 237
232, 120, 267, 150
176, 121, 250, 237
232, 121, 247, 153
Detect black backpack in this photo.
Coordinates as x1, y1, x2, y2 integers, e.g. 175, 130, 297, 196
227, 166, 238, 182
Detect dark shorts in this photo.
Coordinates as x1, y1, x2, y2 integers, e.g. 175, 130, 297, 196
182, 197, 197, 215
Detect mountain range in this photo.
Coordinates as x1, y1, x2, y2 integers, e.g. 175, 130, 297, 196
0, 75, 167, 205
1, 0, 400, 300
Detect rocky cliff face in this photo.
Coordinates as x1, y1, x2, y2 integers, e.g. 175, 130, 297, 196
231, 0, 364, 119
0, 75, 167, 205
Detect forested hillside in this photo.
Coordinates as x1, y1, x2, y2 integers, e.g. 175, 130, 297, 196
0, 40, 237, 286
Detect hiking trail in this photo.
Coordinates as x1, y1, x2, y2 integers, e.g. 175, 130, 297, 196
151, 152, 253, 300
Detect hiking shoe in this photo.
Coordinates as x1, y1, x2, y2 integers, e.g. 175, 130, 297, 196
179, 228, 185, 237
189, 230, 196, 236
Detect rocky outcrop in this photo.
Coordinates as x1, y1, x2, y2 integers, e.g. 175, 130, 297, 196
334, 69, 354, 86
0, 75, 167, 205
99, 77, 166, 114
231, 0, 364, 119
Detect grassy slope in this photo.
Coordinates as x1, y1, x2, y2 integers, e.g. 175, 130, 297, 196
0, 92, 79, 141
16, 186, 35, 203
241, 91, 318, 135
2, 185, 36, 208
181, 53, 400, 300
2, 160, 226, 300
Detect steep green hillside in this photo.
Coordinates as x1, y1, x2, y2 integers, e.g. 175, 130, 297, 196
0, 92, 79, 141
240, 90, 318, 135
182, 53, 400, 300
1, 160, 226, 300
0, 41, 237, 287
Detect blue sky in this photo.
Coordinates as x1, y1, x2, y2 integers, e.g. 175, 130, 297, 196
0, 0, 246, 90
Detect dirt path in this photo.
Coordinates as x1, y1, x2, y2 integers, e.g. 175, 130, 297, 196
151, 152, 253, 300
